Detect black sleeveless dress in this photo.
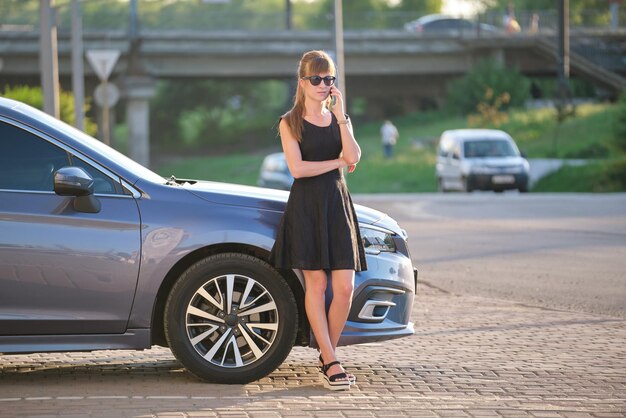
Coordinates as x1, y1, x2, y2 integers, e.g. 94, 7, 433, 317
269, 114, 367, 272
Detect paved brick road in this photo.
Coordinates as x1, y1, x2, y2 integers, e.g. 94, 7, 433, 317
1, 284, 624, 417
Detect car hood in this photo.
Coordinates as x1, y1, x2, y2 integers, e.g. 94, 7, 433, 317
184, 180, 396, 230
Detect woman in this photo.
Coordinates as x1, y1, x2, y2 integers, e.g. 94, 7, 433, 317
269, 50, 367, 391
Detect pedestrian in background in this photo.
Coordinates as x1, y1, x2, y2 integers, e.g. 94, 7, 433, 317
528, 13, 540, 34
269, 50, 366, 391
381, 119, 399, 159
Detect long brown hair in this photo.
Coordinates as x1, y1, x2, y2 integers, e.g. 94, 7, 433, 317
281, 50, 336, 142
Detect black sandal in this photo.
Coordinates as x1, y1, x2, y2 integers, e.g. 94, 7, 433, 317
320, 360, 351, 391
319, 354, 356, 384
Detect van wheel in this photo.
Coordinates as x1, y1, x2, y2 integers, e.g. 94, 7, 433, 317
437, 178, 447, 193
164, 253, 298, 383
461, 177, 473, 193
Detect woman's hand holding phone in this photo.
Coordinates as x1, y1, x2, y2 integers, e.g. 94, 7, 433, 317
327, 90, 336, 111
328, 86, 343, 116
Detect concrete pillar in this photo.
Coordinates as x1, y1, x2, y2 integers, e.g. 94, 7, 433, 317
39, 0, 60, 118
71, 0, 85, 130
121, 76, 156, 168
333, 0, 346, 109
610, 1, 619, 30
491, 48, 505, 67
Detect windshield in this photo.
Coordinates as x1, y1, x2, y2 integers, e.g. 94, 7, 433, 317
12, 102, 166, 184
463, 140, 518, 158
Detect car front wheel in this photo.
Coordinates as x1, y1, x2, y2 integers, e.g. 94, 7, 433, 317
164, 253, 298, 383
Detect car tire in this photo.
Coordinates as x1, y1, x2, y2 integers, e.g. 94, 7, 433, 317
164, 253, 298, 383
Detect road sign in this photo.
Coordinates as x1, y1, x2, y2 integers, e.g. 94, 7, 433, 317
94, 82, 120, 107
86, 50, 120, 82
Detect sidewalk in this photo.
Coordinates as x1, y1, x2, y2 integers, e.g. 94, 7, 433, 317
1, 284, 624, 417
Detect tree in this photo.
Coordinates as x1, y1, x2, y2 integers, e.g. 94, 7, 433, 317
476, 0, 613, 26
613, 90, 626, 154
2, 85, 97, 136
306, 0, 442, 29
150, 79, 289, 152
394, 0, 443, 13
446, 59, 530, 116
0, 0, 39, 26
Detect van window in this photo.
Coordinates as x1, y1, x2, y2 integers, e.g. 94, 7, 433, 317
463, 140, 517, 158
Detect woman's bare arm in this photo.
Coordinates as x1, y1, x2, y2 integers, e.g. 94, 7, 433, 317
280, 119, 348, 179
331, 87, 361, 165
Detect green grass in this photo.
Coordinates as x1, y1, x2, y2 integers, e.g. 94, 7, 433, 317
157, 153, 265, 185
154, 103, 625, 193
344, 110, 461, 193
533, 157, 626, 193
499, 103, 618, 159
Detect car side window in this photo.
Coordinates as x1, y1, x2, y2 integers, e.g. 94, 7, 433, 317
460, 20, 474, 30
430, 20, 449, 30
0, 121, 70, 192
69, 155, 128, 195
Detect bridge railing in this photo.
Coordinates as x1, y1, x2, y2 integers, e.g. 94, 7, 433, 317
0, 1, 623, 34
480, 9, 625, 34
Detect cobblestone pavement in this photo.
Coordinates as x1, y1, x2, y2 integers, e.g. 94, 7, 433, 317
1, 284, 624, 417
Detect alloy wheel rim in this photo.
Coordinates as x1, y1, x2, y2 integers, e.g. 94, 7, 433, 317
186, 273, 279, 368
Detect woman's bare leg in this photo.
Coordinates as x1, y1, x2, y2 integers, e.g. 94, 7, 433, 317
303, 270, 335, 366
303, 269, 350, 383
327, 269, 355, 349
324, 269, 355, 379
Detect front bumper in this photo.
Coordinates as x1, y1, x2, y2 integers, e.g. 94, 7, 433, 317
310, 250, 416, 348
467, 173, 528, 191
340, 277, 415, 346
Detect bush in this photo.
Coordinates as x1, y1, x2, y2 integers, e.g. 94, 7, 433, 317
613, 90, 626, 154
2, 85, 97, 136
150, 79, 289, 154
446, 59, 530, 116
606, 157, 626, 189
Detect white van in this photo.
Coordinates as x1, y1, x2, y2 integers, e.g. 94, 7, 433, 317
436, 129, 529, 192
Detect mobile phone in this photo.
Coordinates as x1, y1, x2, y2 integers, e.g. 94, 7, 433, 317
328, 91, 336, 109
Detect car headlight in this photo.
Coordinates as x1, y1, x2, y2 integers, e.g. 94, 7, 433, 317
360, 225, 397, 255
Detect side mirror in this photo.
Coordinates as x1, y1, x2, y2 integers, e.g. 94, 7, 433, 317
54, 167, 101, 213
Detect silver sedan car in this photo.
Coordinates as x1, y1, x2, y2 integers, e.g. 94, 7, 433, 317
0, 98, 417, 383
257, 152, 293, 190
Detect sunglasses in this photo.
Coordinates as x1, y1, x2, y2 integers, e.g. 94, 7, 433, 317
302, 75, 336, 86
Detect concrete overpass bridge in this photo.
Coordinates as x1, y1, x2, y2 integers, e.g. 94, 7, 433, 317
1, 28, 624, 167
1, 28, 625, 115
